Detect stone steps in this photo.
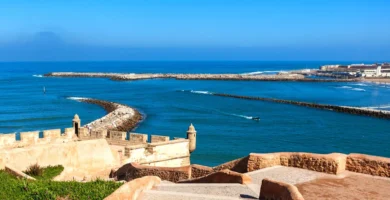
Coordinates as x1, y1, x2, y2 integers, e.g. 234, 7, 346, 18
141, 183, 259, 200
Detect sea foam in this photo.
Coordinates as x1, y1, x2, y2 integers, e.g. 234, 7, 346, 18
32, 74, 43, 78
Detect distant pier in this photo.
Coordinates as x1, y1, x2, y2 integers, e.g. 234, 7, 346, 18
210, 93, 390, 119
44, 72, 359, 82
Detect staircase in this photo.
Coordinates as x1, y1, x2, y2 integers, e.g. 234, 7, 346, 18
140, 166, 336, 200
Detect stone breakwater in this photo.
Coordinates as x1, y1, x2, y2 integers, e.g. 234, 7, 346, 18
72, 98, 142, 132
44, 72, 359, 82
210, 93, 390, 119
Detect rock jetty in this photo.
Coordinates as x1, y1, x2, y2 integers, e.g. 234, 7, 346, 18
45, 72, 359, 82
71, 98, 142, 131
211, 93, 390, 119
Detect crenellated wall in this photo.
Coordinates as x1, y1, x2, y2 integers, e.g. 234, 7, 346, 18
0, 128, 76, 149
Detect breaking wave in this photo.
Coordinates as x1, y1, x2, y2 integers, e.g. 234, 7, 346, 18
67, 97, 89, 101
336, 86, 365, 91
189, 90, 214, 95
241, 70, 286, 75
32, 74, 43, 78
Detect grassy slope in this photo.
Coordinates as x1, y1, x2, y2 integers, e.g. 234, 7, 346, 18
0, 166, 122, 200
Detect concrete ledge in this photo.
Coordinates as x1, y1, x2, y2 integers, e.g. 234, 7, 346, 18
346, 153, 390, 177
5, 165, 36, 180
104, 176, 161, 200
178, 169, 252, 184
260, 178, 304, 200
248, 152, 346, 175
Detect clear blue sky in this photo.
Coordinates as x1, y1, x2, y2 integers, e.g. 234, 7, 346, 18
0, 0, 389, 61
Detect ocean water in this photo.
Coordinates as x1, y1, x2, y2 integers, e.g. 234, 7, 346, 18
0, 61, 389, 166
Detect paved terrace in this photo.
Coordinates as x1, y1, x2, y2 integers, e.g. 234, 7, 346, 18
140, 166, 390, 200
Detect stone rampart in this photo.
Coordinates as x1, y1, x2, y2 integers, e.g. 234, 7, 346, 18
248, 152, 347, 175
179, 169, 252, 184
123, 139, 190, 167
110, 131, 127, 140
260, 178, 305, 200
0, 128, 76, 149
191, 164, 214, 179
151, 135, 169, 143
104, 176, 161, 200
346, 153, 390, 177
129, 133, 148, 143
212, 156, 249, 173
113, 162, 191, 182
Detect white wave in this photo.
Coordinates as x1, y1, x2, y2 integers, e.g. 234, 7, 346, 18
352, 83, 368, 87
364, 104, 390, 109
351, 88, 365, 91
67, 97, 89, 101
190, 90, 213, 95
241, 70, 285, 75
337, 86, 353, 89
32, 74, 43, 78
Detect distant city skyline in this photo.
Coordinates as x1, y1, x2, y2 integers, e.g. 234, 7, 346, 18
0, 0, 389, 61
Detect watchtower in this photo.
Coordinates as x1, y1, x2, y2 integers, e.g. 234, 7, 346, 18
186, 123, 197, 153
72, 114, 81, 137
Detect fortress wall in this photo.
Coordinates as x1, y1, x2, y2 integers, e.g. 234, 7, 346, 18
43, 129, 61, 139
0, 139, 116, 173
123, 139, 190, 167
151, 135, 169, 143
346, 153, 390, 177
260, 178, 305, 200
110, 131, 127, 140
248, 152, 347, 175
0, 128, 75, 149
114, 162, 191, 182
20, 131, 39, 144
191, 164, 214, 179
130, 133, 148, 143
212, 156, 250, 173
178, 169, 252, 184
0, 134, 16, 147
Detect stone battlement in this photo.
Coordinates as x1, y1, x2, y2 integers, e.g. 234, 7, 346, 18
0, 128, 76, 149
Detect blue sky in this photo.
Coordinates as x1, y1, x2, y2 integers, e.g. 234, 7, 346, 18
0, 0, 389, 61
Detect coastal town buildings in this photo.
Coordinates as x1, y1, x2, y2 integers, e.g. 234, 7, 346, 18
319, 63, 390, 78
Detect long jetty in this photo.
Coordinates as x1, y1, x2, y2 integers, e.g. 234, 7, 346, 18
45, 72, 359, 82
210, 93, 390, 119
69, 97, 142, 131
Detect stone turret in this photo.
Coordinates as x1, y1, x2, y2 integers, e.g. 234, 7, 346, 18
186, 123, 196, 153
72, 114, 81, 137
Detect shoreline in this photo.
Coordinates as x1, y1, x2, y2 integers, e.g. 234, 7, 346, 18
45, 72, 359, 82
70, 98, 143, 132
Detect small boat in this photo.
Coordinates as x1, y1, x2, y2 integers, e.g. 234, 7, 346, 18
251, 117, 260, 121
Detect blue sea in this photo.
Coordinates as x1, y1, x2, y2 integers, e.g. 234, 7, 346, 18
0, 61, 389, 166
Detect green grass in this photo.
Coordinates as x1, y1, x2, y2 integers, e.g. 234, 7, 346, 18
27, 165, 64, 180
0, 168, 123, 200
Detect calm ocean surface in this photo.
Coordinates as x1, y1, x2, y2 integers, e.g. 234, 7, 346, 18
0, 61, 389, 166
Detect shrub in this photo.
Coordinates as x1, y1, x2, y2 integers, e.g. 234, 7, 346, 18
24, 163, 43, 177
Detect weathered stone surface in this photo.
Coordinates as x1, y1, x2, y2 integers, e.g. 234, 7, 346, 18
213, 156, 249, 173
20, 131, 39, 144
191, 164, 213, 179
260, 178, 304, 200
104, 176, 161, 200
0, 139, 117, 176
248, 152, 346, 175
179, 169, 252, 184
110, 131, 127, 140
0, 133, 16, 148
346, 153, 390, 177
112, 162, 190, 182
130, 133, 148, 143
151, 135, 169, 143
43, 129, 61, 139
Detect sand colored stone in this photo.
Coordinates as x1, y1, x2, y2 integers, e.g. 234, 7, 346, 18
179, 169, 252, 184
260, 178, 304, 200
105, 176, 161, 200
